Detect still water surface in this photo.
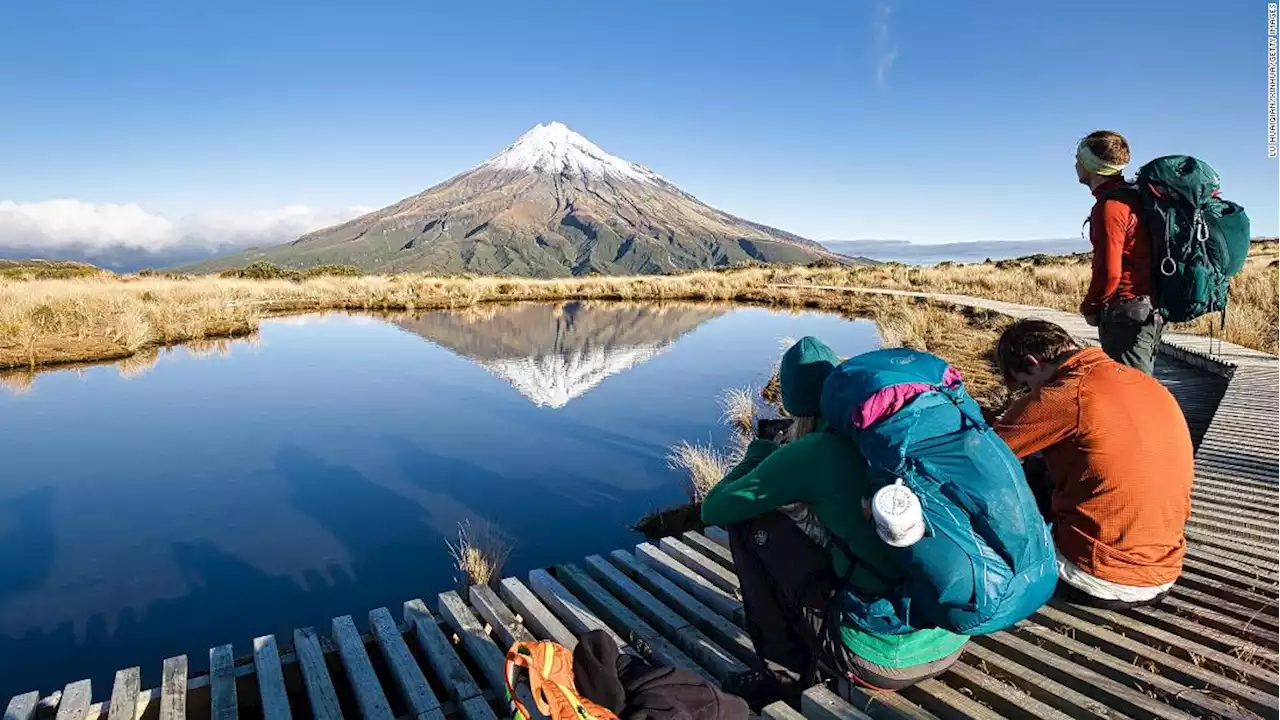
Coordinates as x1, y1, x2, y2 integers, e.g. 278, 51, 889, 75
0, 302, 879, 695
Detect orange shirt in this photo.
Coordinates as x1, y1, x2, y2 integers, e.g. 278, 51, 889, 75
995, 347, 1193, 587
1080, 178, 1154, 316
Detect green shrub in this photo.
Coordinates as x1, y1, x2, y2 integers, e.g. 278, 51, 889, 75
302, 264, 363, 278
220, 261, 302, 281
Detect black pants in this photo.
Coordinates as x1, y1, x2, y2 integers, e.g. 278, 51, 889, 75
727, 512, 962, 691
1098, 299, 1163, 375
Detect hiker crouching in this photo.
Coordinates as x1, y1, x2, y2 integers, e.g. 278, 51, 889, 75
700, 337, 966, 706
994, 319, 1193, 608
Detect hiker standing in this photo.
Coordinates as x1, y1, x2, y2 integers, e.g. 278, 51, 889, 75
700, 338, 967, 706
994, 319, 1194, 608
1074, 130, 1162, 374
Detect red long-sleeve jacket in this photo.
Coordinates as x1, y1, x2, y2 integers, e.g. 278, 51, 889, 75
1079, 178, 1153, 316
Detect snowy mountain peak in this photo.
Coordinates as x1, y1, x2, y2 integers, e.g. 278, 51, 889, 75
483, 122, 664, 185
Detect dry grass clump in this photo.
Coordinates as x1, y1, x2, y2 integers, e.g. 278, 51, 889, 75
666, 440, 732, 502
446, 520, 511, 589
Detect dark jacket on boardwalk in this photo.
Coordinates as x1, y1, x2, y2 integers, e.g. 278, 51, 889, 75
573, 630, 750, 720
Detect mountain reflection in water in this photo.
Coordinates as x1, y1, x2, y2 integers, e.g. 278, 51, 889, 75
395, 302, 727, 407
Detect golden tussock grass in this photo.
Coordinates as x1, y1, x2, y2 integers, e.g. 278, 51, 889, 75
1, 244, 1274, 374
445, 520, 511, 589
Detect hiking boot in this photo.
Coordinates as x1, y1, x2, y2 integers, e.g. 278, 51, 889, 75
721, 668, 800, 709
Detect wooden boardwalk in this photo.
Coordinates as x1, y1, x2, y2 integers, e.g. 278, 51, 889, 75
6, 290, 1277, 720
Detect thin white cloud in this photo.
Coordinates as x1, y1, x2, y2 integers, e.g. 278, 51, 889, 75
0, 199, 372, 251
872, 0, 899, 88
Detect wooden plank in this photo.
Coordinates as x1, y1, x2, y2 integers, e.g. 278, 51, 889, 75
4, 692, 40, 720
609, 549, 755, 664
1029, 605, 1277, 715
437, 591, 509, 693
939, 662, 1075, 720
635, 543, 742, 621
681, 531, 734, 569
292, 627, 343, 720
160, 656, 187, 720
527, 568, 628, 649
107, 668, 140, 720
460, 697, 500, 720
582, 555, 747, 681
658, 536, 741, 595
251, 636, 291, 720
703, 526, 730, 549
843, 684, 939, 720
54, 681, 92, 720
800, 686, 874, 720
209, 645, 238, 720
900, 679, 1005, 720
974, 632, 1195, 720
369, 606, 441, 717
470, 584, 536, 647
498, 577, 577, 648
404, 598, 484, 702
960, 641, 1130, 720
438, 592, 545, 720
556, 563, 717, 681
331, 614, 394, 720
761, 700, 805, 720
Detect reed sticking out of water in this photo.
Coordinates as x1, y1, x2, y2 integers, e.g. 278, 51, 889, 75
446, 521, 511, 589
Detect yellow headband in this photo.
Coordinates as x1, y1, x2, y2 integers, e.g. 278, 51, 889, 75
1076, 141, 1126, 176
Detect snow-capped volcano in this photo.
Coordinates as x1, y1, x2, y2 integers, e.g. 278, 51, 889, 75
187, 121, 853, 277
482, 122, 664, 186
394, 302, 725, 408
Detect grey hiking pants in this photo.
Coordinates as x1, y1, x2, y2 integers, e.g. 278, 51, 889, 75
1098, 297, 1163, 375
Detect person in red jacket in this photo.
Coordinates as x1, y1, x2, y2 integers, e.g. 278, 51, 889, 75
1075, 130, 1162, 374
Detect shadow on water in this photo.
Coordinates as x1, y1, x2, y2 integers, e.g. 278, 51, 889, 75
0, 487, 56, 609
0, 445, 448, 696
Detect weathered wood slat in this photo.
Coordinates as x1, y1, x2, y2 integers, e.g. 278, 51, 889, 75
1159, 595, 1279, 648
404, 599, 485, 704
800, 686, 874, 720
5, 692, 40, 720
582, 554, 747, 682
556, 562, 717, 681
762, 700, 806, 720
681, 531, 734, 569
959, 641, 1131, 720
974, 632, 1196, 720
470, 584, 536, 648
527, 568, 628, 649
703, 526, 730, 549
251, 635, 291, 720
370, 606, 441, 718
635, 542, 742, 621
437, 591, 509, 693
937, 662, 1075, 720
292, 627, 344, 720
900, 678, 1006, 720
107, 668, 140, 720
332, 615, 394, 720
608, 549, 755, 664
160, 656, 187, 720
499, 577, 577, 649
658, 537, 741, 595
1127, 604, 1279, 664
54, 680, 91, 720
209, 644, 238, 720
843, 684, 940, 720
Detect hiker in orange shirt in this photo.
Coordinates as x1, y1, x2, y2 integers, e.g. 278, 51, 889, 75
1075, 130, 1162, 375
992, 319, 1193, 608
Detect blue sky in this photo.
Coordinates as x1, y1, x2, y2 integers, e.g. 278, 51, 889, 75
0, 0, 1275, 255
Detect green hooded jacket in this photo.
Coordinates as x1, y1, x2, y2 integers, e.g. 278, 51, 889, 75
701, 337, 967, 669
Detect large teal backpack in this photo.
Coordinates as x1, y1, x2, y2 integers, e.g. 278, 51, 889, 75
1132, 156, 1252, 324
819, 348, 1057, 636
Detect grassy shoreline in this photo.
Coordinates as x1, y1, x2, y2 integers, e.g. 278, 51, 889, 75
2, 248, 1275, 376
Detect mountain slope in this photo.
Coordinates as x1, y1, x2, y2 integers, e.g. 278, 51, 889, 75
184, 122, 848, 276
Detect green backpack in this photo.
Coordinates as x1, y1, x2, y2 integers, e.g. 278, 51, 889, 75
1132, 156, 1252, 324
